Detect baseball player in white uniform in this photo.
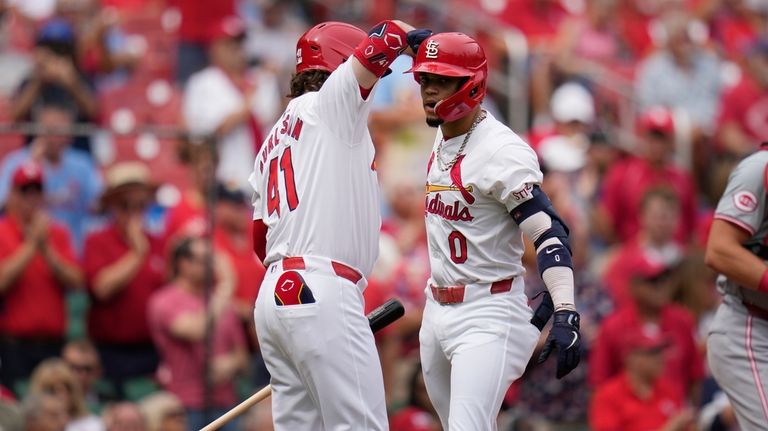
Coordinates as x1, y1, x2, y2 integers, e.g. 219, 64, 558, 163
407, 32, 582, 430
706, 143, 768, 431
248, 20, 426, 430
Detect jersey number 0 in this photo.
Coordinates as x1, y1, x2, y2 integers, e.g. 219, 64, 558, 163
267, 147, 300, 217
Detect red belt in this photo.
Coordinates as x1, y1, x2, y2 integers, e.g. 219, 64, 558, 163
430, 278, 514, 305
282, 257, 363, 285
744, 301, 768, 321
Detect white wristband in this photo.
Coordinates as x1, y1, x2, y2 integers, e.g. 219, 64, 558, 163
542, 266, 576, 311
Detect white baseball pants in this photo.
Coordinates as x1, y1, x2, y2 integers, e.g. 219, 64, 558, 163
419, 277, 539, 430
254, 257, 388, 431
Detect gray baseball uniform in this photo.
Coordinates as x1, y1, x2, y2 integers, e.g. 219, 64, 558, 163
707, 149, 768, 431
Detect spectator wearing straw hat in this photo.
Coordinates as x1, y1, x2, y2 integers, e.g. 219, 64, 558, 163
82, 161, 166, 398
0, 161, 82, 396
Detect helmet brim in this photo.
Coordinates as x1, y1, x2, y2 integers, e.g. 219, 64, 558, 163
406, 62, 473, 77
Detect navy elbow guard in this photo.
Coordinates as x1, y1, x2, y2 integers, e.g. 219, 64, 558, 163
510, 185, 573, 274
536, 237, 573, 275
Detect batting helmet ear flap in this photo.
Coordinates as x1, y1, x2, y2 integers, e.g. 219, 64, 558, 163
407, 32, 488, 122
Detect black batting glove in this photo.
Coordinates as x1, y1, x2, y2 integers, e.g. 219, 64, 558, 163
537, 309, 581, 379
406, 29, 432, 53
530, 291, 554, 331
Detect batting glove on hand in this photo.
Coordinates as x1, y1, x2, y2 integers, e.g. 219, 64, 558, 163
407, 29, 432, 53
537, 310, 581, 379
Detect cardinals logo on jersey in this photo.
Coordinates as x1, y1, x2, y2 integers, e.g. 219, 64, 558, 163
425, 190, 474, 222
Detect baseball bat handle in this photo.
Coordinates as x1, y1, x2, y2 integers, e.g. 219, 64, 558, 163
199, 298, 405, 431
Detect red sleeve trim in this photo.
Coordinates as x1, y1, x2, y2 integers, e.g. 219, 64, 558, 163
252, 219, 268, 265
714, 214, 756, 236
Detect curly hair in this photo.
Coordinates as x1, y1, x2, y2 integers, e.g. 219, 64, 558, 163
288, 70, 331, 98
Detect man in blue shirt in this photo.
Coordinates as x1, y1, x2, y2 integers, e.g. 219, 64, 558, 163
0, 101, 102, 254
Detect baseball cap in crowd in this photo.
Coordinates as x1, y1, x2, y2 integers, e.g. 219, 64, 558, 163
628, 254, 674, 283
550, 82, 595, 125
538, 135, 589, 173
622, 327, 670, 357
209, 16, 246, 43
36, 18, 76, 45
12, 162, 44, 189
637, 107, 675, 136
216, 181, 249, 205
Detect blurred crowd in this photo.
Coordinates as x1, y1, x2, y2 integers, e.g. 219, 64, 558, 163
0, 0, 766, 430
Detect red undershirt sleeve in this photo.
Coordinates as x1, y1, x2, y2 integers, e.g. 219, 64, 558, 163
252, 219, 268, 265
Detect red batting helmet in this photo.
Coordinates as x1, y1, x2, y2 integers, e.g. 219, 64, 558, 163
295, 22, 366, 74
407, 32, 488, 122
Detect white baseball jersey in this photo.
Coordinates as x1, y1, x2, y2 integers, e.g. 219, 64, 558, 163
425, 111, 543, 286
248, 61, 380, 276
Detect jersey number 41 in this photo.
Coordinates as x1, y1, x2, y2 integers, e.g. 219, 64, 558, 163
267, 147, 300, 217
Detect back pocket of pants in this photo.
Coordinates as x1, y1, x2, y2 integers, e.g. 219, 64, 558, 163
274, 271, 316, 306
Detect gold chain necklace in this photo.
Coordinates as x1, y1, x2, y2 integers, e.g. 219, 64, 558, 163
435, 110, 487, 172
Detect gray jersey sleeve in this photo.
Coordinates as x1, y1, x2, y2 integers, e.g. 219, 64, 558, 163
715, 153, 768, 235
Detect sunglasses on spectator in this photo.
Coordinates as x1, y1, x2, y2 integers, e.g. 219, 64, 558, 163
18, 183, 44, 194
67, 361, 98, 374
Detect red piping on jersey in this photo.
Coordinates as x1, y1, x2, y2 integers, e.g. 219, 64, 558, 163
745, 316, 768, 422
252, 219, 268, 265
713, 214, 756, 236
449, 155, 475, 204
427, 152, 434, 174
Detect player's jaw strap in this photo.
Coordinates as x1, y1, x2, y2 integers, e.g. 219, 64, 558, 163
353, 20, 408, 77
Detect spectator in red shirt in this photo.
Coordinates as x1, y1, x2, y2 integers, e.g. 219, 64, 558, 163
82, 162, 167, 398
212, 181, 267, 385
706, 0, 768, 61
0, 162, 82, 396
590, 256, 705, 401
603, 188, 685, 309
597, 106, 698, 244
148, 236, 246, 431
213, 181, 265, 323
165, 143, 217, 243
169, 0, 235, 84
716, 35, 768, 157
590, 329, 695, 431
